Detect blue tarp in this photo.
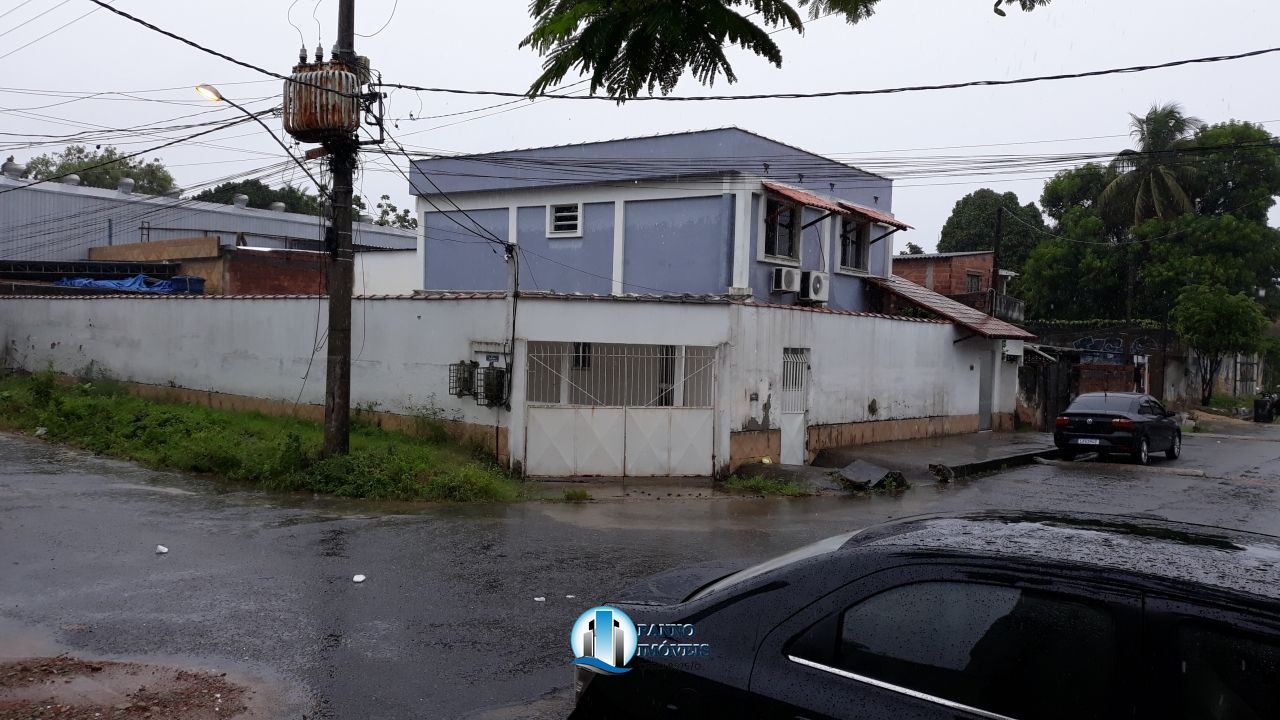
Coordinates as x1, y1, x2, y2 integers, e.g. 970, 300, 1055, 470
54, 274, 205, 294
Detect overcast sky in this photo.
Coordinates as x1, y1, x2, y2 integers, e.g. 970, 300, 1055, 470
5, 0, 1279, 249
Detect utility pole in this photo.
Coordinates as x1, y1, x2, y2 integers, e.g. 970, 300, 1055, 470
991, 205, 1004, 297
323, 0, 357, 456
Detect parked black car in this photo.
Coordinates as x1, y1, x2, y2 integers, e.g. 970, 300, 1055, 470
571, 512, 1280, 720
1053, 391, 1181, 464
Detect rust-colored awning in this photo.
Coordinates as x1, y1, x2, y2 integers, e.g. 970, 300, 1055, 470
839, 201, 912, 231
762, 181, 845, 214
868, 274, 1035, 340
762, 181, 912, 231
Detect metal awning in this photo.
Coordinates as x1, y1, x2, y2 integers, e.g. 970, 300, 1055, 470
868, 274, 1035, 340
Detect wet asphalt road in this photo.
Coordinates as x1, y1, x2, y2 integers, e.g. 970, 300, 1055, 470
1, 427, 1279, 719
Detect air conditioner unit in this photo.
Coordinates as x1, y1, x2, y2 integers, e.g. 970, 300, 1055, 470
771, 266, 801, 293
800, 271, 830, 303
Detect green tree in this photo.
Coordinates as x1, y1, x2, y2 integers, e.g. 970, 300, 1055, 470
521, 0, 1051, 98
1039, 163, 1119, 226
898, 241, 924, 255
23, 145, 176, 195
1187, 121, 1280, 223
936, 189, 1046, 273
1098, 102, 1204, 228
1136, 214, 1280, 320
1172, 285, 1268, 404
192, 179, 322, 215
372, 194, 418, 230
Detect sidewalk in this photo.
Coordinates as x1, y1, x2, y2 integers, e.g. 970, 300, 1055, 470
812, 431, 1058, 485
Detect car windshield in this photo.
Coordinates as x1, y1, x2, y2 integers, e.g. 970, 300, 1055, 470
685, 530, 861, 602
1068, 395, 1136, 412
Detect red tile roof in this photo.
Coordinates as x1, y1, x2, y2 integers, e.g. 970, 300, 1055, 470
762, 181, 911, 231
840, 201, 912, 231
761, 181, 846, 214
868, 274, 1034, 340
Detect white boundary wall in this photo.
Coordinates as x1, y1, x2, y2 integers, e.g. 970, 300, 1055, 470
2, 296, 1019, 475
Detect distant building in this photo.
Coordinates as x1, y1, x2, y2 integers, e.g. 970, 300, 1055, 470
892, 250, 1024, 323
0, 171, 414, 262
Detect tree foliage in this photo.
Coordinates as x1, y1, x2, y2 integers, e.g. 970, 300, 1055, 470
521, 0, 1051, 98
1172, 285, 1267, 404
1098, 103, 1203, 227
1020, 107, 1280, 324
23, 145, 176, 196
192, 179, 323, 215
371, 194, 418, 230
936, 188, 1046, 273
899, 241, 924, 255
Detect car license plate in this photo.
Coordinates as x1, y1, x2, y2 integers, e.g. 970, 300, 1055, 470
1076, 438, 1101, 445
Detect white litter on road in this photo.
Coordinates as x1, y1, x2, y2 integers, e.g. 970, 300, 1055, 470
534, 597, 546, 602
155, 545, 168, 554
352, 574, 366, 583
34, 427, 47, 437
565, 595, 575, 599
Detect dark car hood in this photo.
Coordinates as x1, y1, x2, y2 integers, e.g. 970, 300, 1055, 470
613, 559, 751, 606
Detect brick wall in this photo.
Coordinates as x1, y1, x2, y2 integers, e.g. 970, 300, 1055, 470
1079, 363, 1136, 394
892, 252, 993, 294
223, 249, 327, 295
88, 236, 220, 262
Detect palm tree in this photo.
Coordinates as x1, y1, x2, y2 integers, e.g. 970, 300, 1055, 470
1099, 102, 1205, 228
520, 0, 1052, 100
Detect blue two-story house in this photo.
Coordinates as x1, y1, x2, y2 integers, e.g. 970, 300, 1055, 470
408, 128, 1031, 478
409, 127, 909, 309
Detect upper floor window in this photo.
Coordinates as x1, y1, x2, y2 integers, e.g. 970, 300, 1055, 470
764, 198, 799, 260
547, 203, 583, 237
966, 272, 983, 293
838, 218, 870, 271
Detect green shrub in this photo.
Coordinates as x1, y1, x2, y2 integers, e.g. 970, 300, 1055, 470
722, 475, 812, 497
562, 488, 591, 503
0, 372, 519, 502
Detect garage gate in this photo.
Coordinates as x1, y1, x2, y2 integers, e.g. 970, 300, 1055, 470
524, 342, 716, 477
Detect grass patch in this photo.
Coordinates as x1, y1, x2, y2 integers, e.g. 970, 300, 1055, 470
722, 474, 813, 497
0, 370, 520, 502
1207, 394, 1253, 411
561, 488, 591, 503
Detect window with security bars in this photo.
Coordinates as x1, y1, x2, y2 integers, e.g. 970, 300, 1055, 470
546, 203, 582, 237
764, 198, 799, 259
526, 342, 715, 408
838, 217, 870, 271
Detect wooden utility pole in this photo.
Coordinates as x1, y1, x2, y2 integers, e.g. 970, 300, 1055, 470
323, 0, 357, 456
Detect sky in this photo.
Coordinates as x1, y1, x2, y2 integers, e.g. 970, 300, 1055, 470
4, 0, 1279, 250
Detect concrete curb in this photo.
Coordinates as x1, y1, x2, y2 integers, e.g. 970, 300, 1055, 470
1034, 456, 1208, 478
947, 448, 1059, 479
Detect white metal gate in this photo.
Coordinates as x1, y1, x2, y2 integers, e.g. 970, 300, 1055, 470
524, 343, 715, 477
781, 348, 810, 465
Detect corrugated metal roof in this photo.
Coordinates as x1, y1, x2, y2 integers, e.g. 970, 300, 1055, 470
893, 250, 992, 260
868, 274, 1035, 340
0, 176, 416, 260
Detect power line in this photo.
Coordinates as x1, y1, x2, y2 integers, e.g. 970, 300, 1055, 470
355, 0, 398, 38
377, 45, 1280, 101
999, 198, 1273, 246
0, 113, 264, 197
0, 0, 113, 62
0, 0, 72, 41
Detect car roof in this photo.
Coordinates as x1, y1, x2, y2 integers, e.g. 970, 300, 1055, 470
1076, 391, 1144, 398
848, 512, 1280, 601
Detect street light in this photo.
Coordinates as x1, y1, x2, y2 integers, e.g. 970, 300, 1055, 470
194, 83, 323, 191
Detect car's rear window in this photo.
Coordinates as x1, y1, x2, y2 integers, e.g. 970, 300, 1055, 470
685, 530, 860, 602
1068, 395, 1135, 412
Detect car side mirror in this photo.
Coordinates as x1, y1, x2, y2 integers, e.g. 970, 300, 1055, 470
1163, 410, 1176, 418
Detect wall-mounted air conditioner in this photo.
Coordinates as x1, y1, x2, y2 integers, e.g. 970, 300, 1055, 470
771, 266, 801, 293
800, 271, 830, 303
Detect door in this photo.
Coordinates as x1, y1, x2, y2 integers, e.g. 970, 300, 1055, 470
1144, 596, 1280, 719
781, 348, 809, 465
978, 349, 995, 431
750, 565, 1141, 720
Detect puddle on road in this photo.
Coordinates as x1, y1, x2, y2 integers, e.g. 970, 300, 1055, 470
0, 615, 314, 718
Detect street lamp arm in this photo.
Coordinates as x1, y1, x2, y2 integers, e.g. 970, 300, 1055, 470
197, 85, 327, 199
